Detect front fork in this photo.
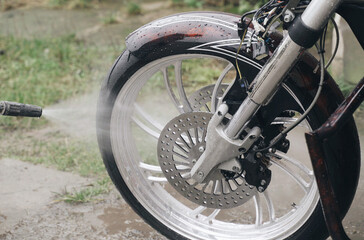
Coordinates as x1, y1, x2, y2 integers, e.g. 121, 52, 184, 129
226, 0, 342, 139
191, 0, 343, 181
191, 0, 349, 238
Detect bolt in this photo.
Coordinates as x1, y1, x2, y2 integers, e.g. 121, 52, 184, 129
282, 141, 289, 148
258, 186, 264, 192
249, 135, 256, 140
198, 146, 205, 153
197, 171, 204, 178
192, 159, 196, 164
256, 152, 263, 159
268, 148, 276, 153
259, 166, 264, 172
239, 148, 247, 153
261, 180, 266, 185
283, 10, 295, 23
232, 166, 240, 172
284, 15, 291, 22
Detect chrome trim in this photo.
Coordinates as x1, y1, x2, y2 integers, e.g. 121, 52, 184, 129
301, 0, 343, 30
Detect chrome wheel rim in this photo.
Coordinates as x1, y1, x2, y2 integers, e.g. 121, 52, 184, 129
110, 54, 319, 240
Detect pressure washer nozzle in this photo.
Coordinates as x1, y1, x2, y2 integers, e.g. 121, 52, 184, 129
0, 101, 42, 118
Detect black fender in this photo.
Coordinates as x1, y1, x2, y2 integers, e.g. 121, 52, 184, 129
98, 11, 360, 238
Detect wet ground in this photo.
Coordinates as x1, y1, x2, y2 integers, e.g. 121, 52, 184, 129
0, 158, 165, 240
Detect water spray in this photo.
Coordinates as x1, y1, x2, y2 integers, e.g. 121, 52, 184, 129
0, 101, 42, 118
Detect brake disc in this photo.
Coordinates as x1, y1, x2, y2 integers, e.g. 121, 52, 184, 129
188, 84, 228, 111
158, 112, 257, 209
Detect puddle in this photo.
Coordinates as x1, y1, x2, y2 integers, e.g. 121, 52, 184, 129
97, 207, 149, 234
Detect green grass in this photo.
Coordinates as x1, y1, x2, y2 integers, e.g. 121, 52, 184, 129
48, 0, 92, 9
102, 13, 119, 25
0, 35, 118, 131
0, 130, 105, 177
54, 178, 111, 203
183, 0, 203, 8
0, 33, 121, 203
127, 2, 142, 15
0, 128, 111, 203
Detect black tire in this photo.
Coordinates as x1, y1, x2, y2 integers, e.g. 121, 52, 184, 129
97, 14, 360, 240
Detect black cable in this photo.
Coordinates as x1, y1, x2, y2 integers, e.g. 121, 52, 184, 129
325, 16, 339, 69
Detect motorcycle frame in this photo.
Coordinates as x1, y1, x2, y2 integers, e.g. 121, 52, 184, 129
304, 2, 364, 239
306, 77, 364, 240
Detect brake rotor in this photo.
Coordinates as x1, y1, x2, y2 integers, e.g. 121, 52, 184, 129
188, 84, 228, 111
158, 112, 257, 209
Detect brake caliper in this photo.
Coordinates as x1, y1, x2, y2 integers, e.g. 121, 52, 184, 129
241, 152, 272, 193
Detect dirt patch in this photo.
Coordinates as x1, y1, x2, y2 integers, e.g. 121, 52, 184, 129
0, 158, 90, 235
0, 158, 165, 240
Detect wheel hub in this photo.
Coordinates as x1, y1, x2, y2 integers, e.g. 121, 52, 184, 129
158, 112, 257, 209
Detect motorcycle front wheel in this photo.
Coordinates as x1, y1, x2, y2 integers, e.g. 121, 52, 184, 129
97, 50, 360, 239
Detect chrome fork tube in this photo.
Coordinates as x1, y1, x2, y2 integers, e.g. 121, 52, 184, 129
225, 37, 303, 139
301, 0, 342, 31
224, 0, 343, 139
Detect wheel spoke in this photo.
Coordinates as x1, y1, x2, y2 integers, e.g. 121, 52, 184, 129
139, 162, 162, 173
131, 116, 160, 139
272, 152, 314, 177
190, 206, 206, 218
134, 104, 164, 131
270, 157, 311, 193
211, 63, 233, 112
147, 176, 168, 183
254, 194, 263, 226
271, 117, 298, 125
271, 117, 308, 128
174, 61, 193, 113
162, 67, 182, 113
263, 190, 276, 222
205, 209, 220, 224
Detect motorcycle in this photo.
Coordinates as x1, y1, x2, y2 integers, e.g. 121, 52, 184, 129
96, 0, 364, 239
